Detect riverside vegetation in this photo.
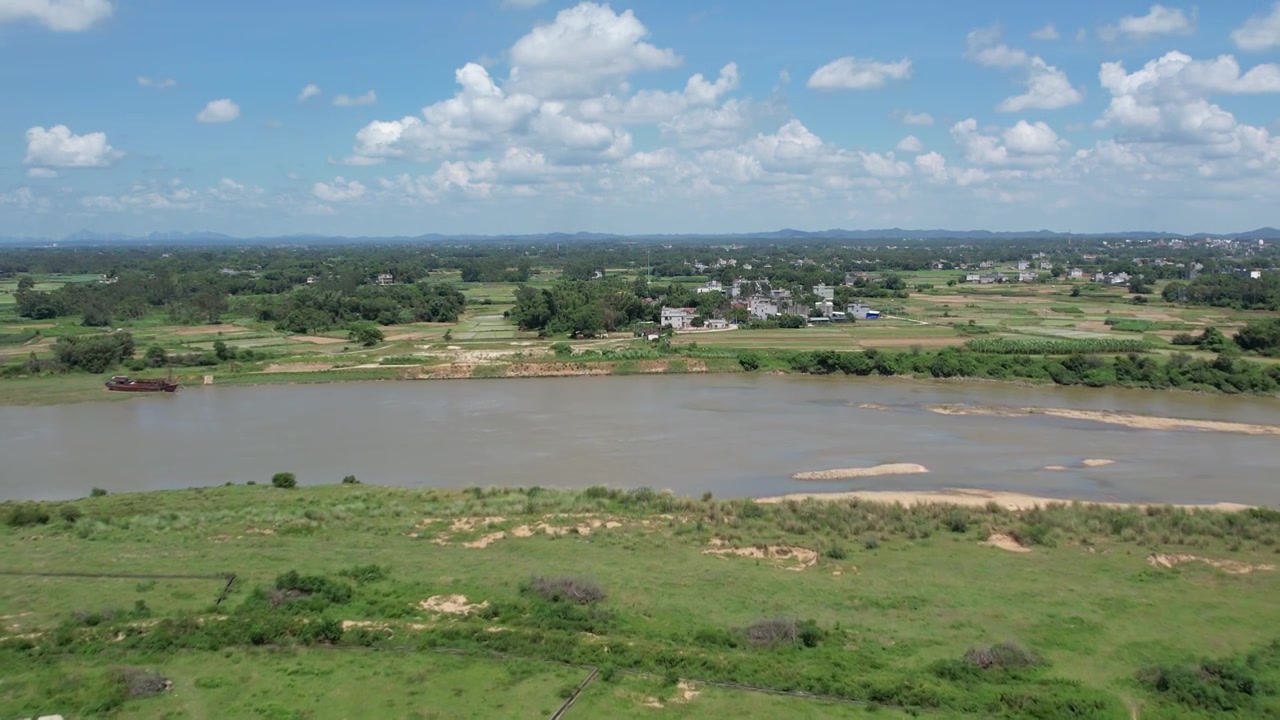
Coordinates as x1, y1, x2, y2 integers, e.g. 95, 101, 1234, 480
3, 484, 1280, 718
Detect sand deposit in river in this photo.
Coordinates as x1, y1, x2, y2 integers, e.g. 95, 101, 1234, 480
757, 487, 1253, 512
792, 463, 929, 481
929, 404, 1280, 436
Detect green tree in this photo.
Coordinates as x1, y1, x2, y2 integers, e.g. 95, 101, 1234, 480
271, 472, 297, 489
1234, 318, 1280, 356
213, 339, 232, 361
347, 323, 384, 347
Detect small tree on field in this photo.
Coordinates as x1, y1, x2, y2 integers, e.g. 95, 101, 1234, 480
272, 472, 297, 489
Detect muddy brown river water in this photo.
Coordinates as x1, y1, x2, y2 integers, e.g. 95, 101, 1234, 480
2, 375, 1279, 504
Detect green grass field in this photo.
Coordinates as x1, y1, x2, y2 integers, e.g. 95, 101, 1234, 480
3, 485, 1279, 718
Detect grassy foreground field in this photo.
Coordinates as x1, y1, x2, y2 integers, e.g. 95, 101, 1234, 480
3, 485, 1280, 718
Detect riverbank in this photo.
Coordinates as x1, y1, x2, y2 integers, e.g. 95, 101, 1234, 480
3, 484, 1280, 718
757, 487, 1256, 511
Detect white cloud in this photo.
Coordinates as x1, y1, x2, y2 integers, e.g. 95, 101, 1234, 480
1030, 24, 1059, 40
0, 0, 112, 31
966, 25, 1082, 111
137, 76, 176, 89
914, 152, 948, 182
26, 167, 57, 178
898, 110, 934, 126
298, 84, 321, 102
807, 56, 912, 90
1097, 52, 1280, 144
313, 177, 366, 202
197, 99, 240, 123
1232, 3, 1280, 52
1002, 120, 1067, 154
24, 125, 122, 167
334, 90, 377, 107
507, 2, 680, 98
896, 135, 924, 152
1099, 4, 1194, 42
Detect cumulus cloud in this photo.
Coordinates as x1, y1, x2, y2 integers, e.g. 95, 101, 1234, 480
896, 135, 924, 152
966, 25, 1082, 111
950, 118, 1067, 166
1099, 4, 1194, 42
507, 2, 680, 97
334, 90, 377, 107
0, 0, 112, 31
312, 177, 366, 202
197, 99, 240, 123
1002, 120, 1068, 154
24, 125, 122, 167
807, 56, 912, 90
1232, 3, 1280, 52
897, 110, 934, 126
1030, 24, 1059, 40
298, 84, 321, 102
137, 76, 176, 89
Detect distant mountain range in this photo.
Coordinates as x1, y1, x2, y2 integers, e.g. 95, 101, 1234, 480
3, 226, 1279, 246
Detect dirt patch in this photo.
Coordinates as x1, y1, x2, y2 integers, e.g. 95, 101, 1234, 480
703, 539, 818, 571
982, 534, 1032, 553
676, 680, 700, 702
1043, 465, 1067, 471
930, 404, 1280, 436
1082, 458, 1116, 467
642, 698, 664, 708
419, 594, 489, 615
505, 362, 613, 378
793, 463, 928, 480
262, 362, 335, 373
463, 531, 505, 549
857, 403, 894, 411
1146, 553, 1276, 574
245, 527, 275, 535
287, 334, 347, 345
449, 516, 506, 532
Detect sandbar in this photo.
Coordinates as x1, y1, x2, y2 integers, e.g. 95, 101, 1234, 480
792, 463, 929, 481
929, 404, 1280, 436
756, 487, 1253, 512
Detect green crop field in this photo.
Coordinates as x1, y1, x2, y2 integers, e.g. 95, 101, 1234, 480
3, 485, 1280, 718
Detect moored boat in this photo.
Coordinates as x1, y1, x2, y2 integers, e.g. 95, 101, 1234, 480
105, 375, 179, 393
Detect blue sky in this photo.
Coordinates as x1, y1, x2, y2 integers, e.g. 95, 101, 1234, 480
3, 0, 1280, 237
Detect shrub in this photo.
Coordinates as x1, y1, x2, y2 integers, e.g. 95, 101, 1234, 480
6, 504, 51, 527
271, 472, 297, 489
944, 510, 969, 533
825, 545, 848, 560
338, 564, 389, 583
863, 533, 880, 550
59, 505, 84, 523
744, 617, 798, 647
738, 351, 762, 371
302, 616, 344, 644
963, 641, 1042, 669
114, 667, 170, 698
271, 570, 353, 606
90, 487, 108, 497
340, 475, 360, 485
523, 576, 606, 605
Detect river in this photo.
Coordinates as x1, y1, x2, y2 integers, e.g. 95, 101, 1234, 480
2, 375, 1279, 504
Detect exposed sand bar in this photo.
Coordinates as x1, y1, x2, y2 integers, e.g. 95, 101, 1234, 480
929, 404, 1280, 436
792, 463, 929, 481
756, 487, 1254, 511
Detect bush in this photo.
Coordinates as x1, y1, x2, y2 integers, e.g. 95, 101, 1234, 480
6, 504, 51, 527
338, 564, 389, 583
90, 487, 108, 497
825, 545, 848, 560
271, 472, 297, 489
59, 505, 84, 523
863, 533, 880, 550
963, 641, 1042, 669
114, 667, 170, 698
523, 576, 606, 605
744, 617, 798, 647
270, 570, 353, 606
738, 351, 762, 371
340, 475, 360, 485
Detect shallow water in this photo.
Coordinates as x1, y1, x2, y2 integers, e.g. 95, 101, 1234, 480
2, 375, 1279, 504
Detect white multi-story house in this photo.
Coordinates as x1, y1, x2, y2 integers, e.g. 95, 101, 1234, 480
660, 307, 698, 329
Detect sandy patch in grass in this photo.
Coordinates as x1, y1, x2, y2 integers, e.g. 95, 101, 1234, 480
982, 534, 1031, 553
287, 334, 347, 345
262, 362, 335, 373
449, 516, 506, 532
1146, 554, 1276, 575
756, 487, 1253, 512
929, 404, 1280, 436
703, 539, 818, 571
245, 527, 275, 535
463, 531, 505, 549
419, 595, 489, 615
1082, 458, 1116, 467
676, 681, 700, 702
793, 463, 928, 481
